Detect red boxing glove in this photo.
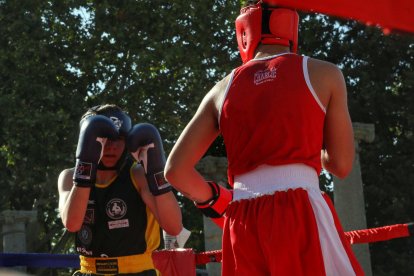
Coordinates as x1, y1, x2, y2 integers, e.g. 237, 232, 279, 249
195, 181, 233, 228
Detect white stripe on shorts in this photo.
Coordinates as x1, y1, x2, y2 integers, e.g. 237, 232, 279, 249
233, 164, 356, 276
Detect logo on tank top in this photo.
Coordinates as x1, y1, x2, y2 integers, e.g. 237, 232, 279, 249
254, 67, 277, 85
77, 224, 93, 246
106, 198, 127, 220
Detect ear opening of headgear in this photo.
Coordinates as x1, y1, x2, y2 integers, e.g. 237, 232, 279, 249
235, 3, 263, 63
235, 1, 299, 63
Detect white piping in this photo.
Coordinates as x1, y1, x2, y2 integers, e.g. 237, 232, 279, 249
303, 56, 326, 113
218, 69, 235, 130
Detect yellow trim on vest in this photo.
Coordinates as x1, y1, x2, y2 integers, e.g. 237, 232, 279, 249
79, 253, 154, 274
129, 162, 161, 253
95, 175, 117, 188
145, 205, 161, 253
130, 162, 141, 192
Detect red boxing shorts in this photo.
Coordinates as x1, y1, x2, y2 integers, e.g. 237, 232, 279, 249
221, 164, 364, 276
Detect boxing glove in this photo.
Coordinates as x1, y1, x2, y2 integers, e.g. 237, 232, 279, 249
73, 115, 118, 187
195, 181, 233, 229
126, 123, 172, 196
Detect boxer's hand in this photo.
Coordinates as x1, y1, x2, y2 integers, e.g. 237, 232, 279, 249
73, 115, 118, 187
195, 181, 233, 228
126, 123, 172, 196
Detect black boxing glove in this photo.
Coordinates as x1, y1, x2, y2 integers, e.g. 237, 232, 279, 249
126, 123, 172, 196
73, 115, 118, 187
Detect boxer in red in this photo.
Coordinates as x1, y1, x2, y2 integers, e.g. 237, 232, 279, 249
165, 1, 364, 275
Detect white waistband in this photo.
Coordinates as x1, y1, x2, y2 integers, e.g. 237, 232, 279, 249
233, 164, 320, 200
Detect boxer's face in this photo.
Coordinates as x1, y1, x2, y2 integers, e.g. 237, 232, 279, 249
101, 138, 126, 167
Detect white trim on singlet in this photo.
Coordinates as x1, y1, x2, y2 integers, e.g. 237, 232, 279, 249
302, 56, 326, 113
218, 69, 235, 130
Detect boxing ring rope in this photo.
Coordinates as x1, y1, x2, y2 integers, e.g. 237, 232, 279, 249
195, 222, 414, 265
345, 222, 413, 245
0, 222, 412, 275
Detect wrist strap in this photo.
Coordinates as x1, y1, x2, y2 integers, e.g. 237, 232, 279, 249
74, 181, 94, 188
195, 181, 232, 218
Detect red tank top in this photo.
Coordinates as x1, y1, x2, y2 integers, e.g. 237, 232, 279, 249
219, 53, 325, 186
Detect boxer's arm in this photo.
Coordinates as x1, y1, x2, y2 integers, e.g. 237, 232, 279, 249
164, 75, 231, 203
323, 66, 354, 178
59, 115, 118, 232
58, 168, 91, 232
126, 123, 182, 235
309, 59, 354, 178
131, 164, 182, 236
165, 74, 232, 229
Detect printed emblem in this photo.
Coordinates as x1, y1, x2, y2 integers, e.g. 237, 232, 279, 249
108, 219, 130, 230
76, 246, 92, 256
109, 116, 123, 131
154, 171, 170, 189
254, 67, 277, 85
77, 225, 92, 246
75, 161, 92, 180
106, 198, 127, 220
96, 258, 119, 274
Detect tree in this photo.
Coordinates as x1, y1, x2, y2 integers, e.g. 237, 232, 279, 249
0, 0, 241, 263
300, 13, 414, 275
0, 0, 87, 256
0, 1, 413, 275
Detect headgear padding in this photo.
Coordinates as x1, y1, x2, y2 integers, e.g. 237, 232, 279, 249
81, 105, 132, 137
235, 1, 299, 63
99, 109, 132, 137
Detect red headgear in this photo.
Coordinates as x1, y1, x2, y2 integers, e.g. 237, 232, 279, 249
235, 1, 299, 63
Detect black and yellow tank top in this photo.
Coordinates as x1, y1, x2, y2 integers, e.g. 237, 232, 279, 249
75, 159, 160, 258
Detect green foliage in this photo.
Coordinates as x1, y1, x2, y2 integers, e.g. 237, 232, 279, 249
0, 1, 85, 255
300, 13, 414, 275
0, 0, 240, 266
0, 1, 413, 275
